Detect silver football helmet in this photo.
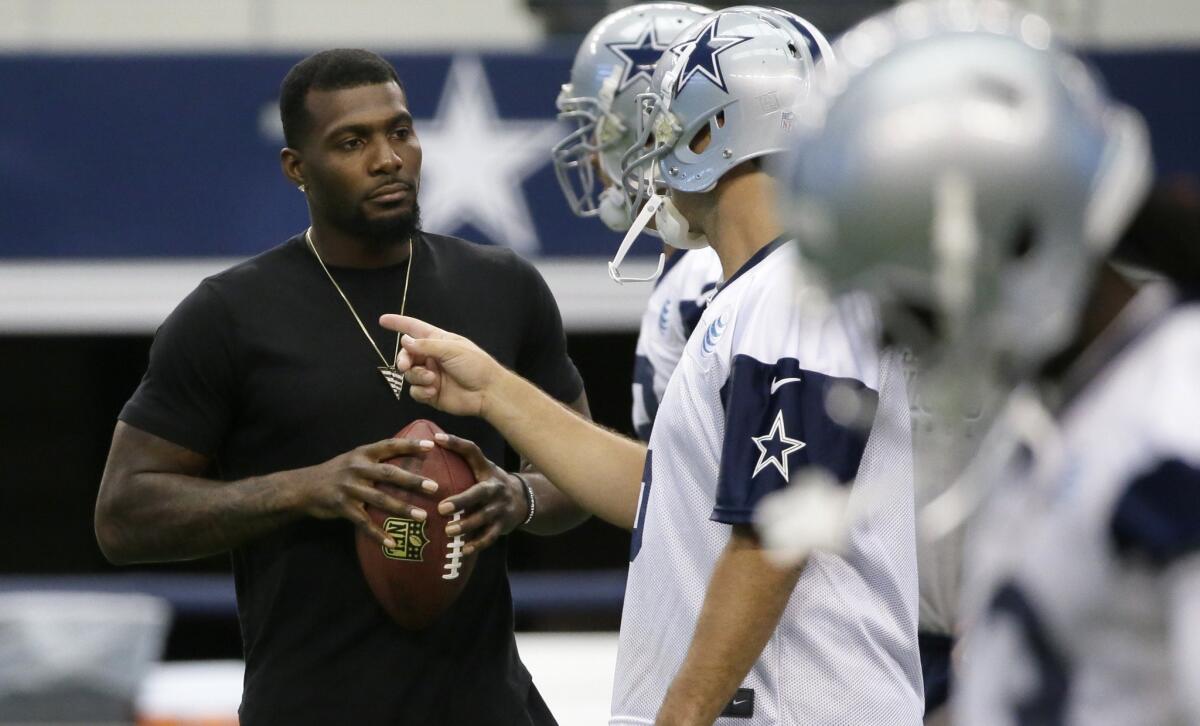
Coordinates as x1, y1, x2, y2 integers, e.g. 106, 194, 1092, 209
777, 0, 1152, 379
611, 6, 833, 274
552, 3, 711, 235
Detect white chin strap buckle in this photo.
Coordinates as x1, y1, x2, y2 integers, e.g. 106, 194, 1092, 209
608, 194, 666, 284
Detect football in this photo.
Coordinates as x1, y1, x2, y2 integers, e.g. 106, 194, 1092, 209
355, 419, 479, 629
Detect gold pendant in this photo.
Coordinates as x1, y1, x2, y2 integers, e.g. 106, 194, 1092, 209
378, 366, 405, 400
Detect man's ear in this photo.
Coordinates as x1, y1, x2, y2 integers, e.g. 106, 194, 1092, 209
281, 147, 305, 190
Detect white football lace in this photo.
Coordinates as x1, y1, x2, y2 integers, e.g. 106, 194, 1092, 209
443, 511, 465, 580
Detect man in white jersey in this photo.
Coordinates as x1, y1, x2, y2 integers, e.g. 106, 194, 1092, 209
550, 2, 722, 441
628, 249, 721, 440
382, 8, 922, 724
773, 1, 1200, 722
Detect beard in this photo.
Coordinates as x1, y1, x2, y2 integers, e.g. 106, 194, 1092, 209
336, 198, 422, 250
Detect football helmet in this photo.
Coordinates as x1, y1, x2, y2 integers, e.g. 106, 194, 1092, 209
611, 6, 833, 274
777, 0, 1152, 378
552, 3, 711, 234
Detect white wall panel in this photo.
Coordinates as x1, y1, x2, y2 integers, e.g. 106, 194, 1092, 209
258, 0, 542, 50
0, 0, 37, 48
31, 0, 256, 51
0, 0, 544, 52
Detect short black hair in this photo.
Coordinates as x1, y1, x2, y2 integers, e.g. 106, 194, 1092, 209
279, 49, 404, 149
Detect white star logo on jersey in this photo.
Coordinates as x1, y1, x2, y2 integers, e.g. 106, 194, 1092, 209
751, 410, 807, 480
417, 56, 564, 254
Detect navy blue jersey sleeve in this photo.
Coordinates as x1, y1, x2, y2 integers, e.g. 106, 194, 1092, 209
1111, 457, 1200, 569
712, 355, 876, 524
119, 281, 237, 457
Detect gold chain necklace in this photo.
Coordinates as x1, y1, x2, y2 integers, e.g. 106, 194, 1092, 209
305, 227, 413, 400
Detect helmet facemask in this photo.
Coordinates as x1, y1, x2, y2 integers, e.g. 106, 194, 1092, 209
552, 74, 631, 224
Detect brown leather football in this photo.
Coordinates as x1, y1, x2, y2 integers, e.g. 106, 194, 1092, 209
355, 419, 479, 629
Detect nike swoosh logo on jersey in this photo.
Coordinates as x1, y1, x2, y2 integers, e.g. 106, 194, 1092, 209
769, 376, 802, 394
732, 699, 747, 705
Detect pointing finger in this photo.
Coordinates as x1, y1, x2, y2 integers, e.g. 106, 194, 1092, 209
380, 314, 443, 339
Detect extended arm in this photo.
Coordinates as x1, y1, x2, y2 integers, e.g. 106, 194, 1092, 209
657, 524, 803, 725
484, 369, 644, 529
382, 314, 645, 529
95, 422, 436, 564
518, 390, 595, 535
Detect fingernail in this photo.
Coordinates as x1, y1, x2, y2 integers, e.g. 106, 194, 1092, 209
419, 440, 435, 450
438, 502, 456, 515
384, 538, 397, 549
463, 545, 475, 555
411, 508, 427, 521
402, 334, 415, 345
421, 479, 438, 493
446, 524, 461, 536
434, 433, 448, 442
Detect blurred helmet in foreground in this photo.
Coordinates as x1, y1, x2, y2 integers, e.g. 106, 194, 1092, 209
552, 3, 711, 232
777, 0, 1152, 378
616, 6, 832, 256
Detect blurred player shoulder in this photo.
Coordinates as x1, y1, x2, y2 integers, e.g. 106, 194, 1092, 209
1074, 290, 1200, 558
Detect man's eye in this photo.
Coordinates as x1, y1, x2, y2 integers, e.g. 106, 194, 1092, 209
340, 139, 363, 151
391, 127, 412, 140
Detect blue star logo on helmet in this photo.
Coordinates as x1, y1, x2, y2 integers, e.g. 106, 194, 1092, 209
669, 18, 752, 96
606, 24, 670, 92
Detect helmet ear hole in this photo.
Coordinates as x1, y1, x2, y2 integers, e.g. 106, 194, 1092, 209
688, 122, 713, 153
715, 110, 726, 128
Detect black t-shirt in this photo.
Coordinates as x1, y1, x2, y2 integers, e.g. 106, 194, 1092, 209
120, 231, 583, 725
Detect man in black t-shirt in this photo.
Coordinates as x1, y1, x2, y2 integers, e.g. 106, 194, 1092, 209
94, 50, 589, 725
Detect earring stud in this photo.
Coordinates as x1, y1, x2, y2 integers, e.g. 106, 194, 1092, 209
298, 184, 307, 193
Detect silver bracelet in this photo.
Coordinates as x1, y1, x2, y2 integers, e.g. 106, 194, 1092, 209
513, 473, 536, 526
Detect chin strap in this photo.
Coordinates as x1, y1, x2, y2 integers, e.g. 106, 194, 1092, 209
608, 193, 666, 284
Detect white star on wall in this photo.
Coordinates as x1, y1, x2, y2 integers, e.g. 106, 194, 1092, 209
751, 410, 807, 480
416, 56, 564, 254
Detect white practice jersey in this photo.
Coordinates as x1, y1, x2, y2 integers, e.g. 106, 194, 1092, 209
905, 354, 1002, 636
957, 289, 1200, 726
612, 241, 923, 725
632, 247, 723, 441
